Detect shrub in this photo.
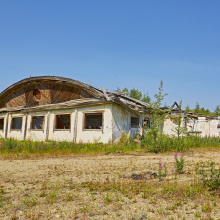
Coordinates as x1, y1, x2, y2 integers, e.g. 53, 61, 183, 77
196, 160, 220, 190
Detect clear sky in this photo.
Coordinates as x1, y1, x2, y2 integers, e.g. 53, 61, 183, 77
0, 1, 220, 110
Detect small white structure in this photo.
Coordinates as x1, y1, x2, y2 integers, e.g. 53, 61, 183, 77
162, 102, 220, 137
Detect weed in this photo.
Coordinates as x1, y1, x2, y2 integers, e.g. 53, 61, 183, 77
62, 193, 74, 201
46, 191, 57, 204
23, 197, 37, 207
174, 153, 184, 174
196, 160, 220, 190
194, 211, 201, 217
39, 191, 46, 197
102, 193, 112, 203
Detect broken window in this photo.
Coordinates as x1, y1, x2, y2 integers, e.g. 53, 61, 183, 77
11, 117, 22, 130
55, 114, 70, 129
84, 113, 102, 129
144, 118, 151, 128
31, 116, 44, 129
33, 89, 41, 101
131, 116, 139, 128
0, 118, 4, 130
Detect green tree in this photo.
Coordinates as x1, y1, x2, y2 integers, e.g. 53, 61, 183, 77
114, 87, 129, 96
185, 104, 190, 112
142, 92, 151, 103
148, 80, 168, 149
194, 102, 200, 114
129, 88, 142, 100
214, 105, 220, 116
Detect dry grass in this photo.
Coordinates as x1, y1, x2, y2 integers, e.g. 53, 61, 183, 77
0, 148, 220, 219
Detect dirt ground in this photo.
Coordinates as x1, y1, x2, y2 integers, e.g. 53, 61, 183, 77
0, 149, 220, 220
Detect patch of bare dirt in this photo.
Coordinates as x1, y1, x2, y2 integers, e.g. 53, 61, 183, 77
0, 149, 220, 219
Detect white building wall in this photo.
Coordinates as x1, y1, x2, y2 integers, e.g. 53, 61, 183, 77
112, 104, 130, 142
162, 118, 179, 136
25, 111, 48, 141
0, 113, 7, 139
48, 109, 75, 142
76, 104, 113, 143
7, 113, 26, 140
188, 117, 220, 137
111, 105, 149, 142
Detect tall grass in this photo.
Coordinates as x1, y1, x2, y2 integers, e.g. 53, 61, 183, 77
141, 133, 220, 153
0, 137, 139, 157
1, 134, 220, 157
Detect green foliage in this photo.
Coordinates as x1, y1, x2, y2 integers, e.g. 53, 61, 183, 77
172, 100, 187, 139
129, 88, 142, 100
114, 87, 151, 103
144, 80, 169, 152
196, 160, 220, 190
142, 92, 151, 104
214, 105, 220, 116
194, 102, 200, 114
174, 153, 184, 174
141, 134, 220, 153
191, 102, 211, 116
185, 104, 190, 112
153, 80, 168, 108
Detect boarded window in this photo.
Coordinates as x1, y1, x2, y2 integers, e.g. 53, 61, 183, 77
84, 113, 102, 129
11, 117, 22, 130
55, 114, 70, 129
144, 118, 151, 128
0, 118, 4, 130
31, 116, 44, 129
131, 117, 139, 128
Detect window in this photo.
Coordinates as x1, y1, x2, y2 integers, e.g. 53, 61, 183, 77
33, 89, 41, 101
131, 116, 139, 128
0, 118, 4, 130
55, 114, 70, 129
11, 117, 22, 130
84, 113, 102, 130
31, 116, 44, 129
144, 118, 151, 128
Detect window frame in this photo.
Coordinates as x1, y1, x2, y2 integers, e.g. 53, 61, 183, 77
143, 118, 151, 129
0, 118, 4, 131
54, 113, 71, 131
11, 117, 23, 131
131, 116, 139, 128
82, 111, 104, 132
30, 115, 45, 131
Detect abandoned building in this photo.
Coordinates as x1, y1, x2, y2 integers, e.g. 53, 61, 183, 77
0, 76, 219, 143
162, 102, 220, 137
0, 76, 153, 143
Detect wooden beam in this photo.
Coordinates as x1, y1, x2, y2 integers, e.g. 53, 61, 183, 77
101, 87, 112, 101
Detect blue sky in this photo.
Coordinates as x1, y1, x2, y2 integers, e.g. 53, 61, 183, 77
0, 1, 220, 110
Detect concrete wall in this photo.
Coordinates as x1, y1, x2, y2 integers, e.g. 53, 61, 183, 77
0, 113, 7, 139
7, 113, 26, 140
187, 117, 220, 137
0, 104, 115, 143
26, 111, 48, 141
111, 105, 149, 142
162, 116, 220, 138
75, 104, 113, 143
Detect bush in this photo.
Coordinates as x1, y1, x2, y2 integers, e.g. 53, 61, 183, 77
196, 160, 220, 190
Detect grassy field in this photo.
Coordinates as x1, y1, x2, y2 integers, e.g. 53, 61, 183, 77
1, 136, 220, 219
1, 134, 220, 158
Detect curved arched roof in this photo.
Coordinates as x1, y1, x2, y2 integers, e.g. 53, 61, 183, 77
0, 76, 104, 102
